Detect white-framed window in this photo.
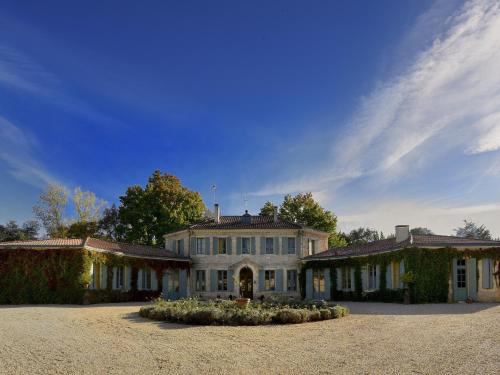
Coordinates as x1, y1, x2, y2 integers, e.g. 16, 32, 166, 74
195, 270, 206, 292
141, 267, 152, 290
308, 239, 316, 256
218, 238, 227, 255
313, 269, 325, 296
265, 270, 275, 291
242, 237, 251, 254
167, 270, 180, 293
115, 266, 124, 290
196, 237, 205, 255
265, 237, 274, 254
287, 269, 297, 291
368, 264, 377, 290
342, 267, 351, 290
217, 270, 228, 291
287, 237, 296, 254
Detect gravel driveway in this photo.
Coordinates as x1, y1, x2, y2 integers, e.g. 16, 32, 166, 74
0, 302, 498, 375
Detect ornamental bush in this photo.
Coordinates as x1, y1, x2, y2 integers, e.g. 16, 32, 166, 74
139, 298, 349, 326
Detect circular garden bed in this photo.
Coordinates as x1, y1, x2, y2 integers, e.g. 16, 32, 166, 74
139, 298, 349, 325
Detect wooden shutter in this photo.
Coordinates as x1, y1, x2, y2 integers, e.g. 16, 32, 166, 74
281, 237, 287, 255
205, 237, 210, 255
336, 268, 342, 291
152, 270, 158, 291
324, 268, 331, 300
190, 237, 196, 255
172, 240, 177, 254
227, 270, 234, 292
179, 239, 184, 256
260, 237, 266, 255
210, 270, 217, 292
467, 258, 477, 300
213, 237, 219, 255
259, 270, 265, 292
386, 264, 392, 289
180, 269, 187, 298
251, 237, 256, 255
236, 237, 242, 255
227, 237, 232, 255
399, 260, 405, 288
274, 237, 279, 255
276, 269, 283, 292
350, 268, 355, 291
375, 265, 380, 290
306, 269, 313, 299
361, 266, 367, 291
137, 269, 143, 291
482, 258, 493, 289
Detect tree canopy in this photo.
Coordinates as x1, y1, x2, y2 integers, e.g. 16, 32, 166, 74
0, 220, 40, 242
33, 184, 68, 238
341, 227, 385, 246
410, 227, 434, 235
454, 220, 492, 240
118, 170, 206, 246
259, 201, 275, 216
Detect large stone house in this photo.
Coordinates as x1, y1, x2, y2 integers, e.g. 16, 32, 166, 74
302, 225, 500, 303
163, 204, 329, 300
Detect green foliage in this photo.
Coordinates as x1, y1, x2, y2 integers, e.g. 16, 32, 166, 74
119, 170, 206, 246
455, 220, 492, 240
259, 201, 275, 216
341, 227, 386, 246
98, 204, 123, 241
67, 221, 100, 238
139, 298, 349, 325
0, 220, 40, 242
410, 227, 434, 235
33, 184, 69, 238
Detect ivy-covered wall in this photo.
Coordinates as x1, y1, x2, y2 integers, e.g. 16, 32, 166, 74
303, 247, 500, 303
0, 248, 189, 304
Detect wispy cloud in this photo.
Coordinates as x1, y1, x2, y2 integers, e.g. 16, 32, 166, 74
0, 115, 57, 188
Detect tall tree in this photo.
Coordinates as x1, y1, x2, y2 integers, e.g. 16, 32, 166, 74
33, 184, 68, 238
343, 227, 383, 246
0, 220, 39, 242
73, 187, 107, 223
265, 193, 345, 248
119, 170, 206, 246
454, 220, 492, 240
410, 227, 434, 235
259, 201, 275, 216
98, 204, 123, 241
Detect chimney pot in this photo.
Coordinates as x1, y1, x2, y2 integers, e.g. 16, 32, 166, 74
214, 203, 220, 224
395, 225, 410, 243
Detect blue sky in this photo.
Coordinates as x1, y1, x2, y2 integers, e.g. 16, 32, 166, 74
1, 0, 500, 237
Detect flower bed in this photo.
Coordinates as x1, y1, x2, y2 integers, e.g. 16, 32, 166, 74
139, 298, 349, 325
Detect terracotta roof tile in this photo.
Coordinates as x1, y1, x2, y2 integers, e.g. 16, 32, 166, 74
188, 215, 305, 230
0, 238, 84, 247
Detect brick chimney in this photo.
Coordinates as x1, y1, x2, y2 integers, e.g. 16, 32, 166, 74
395, 225, 410, 243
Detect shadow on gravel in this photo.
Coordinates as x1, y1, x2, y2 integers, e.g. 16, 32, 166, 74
122, 311, 191, 329
340, 302, 500, 315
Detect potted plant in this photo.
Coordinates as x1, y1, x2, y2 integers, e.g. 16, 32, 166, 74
400, 271, 415, 304
235, 297, 251, 307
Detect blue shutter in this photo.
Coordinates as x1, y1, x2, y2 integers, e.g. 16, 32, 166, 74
467, 258, 477, 300
281, 237, 287, 255
126, 266, 132, 291
482, 258, 493, 289
251, 237, 256, 255
386, 264, 392, 289
112, 267, 117, 290
375, 265, 380, 290
236, 237, 242, 255
162, 273, 169, 299
152, 270, 158, 291
306, 269, 313, 299
452, 258, 458, 301
138, 269, 143, 291
276, 269, 283, 292
351, 268, 355, 291
361, 266, 367, 291
180, 269, 187, 298
227, 237, 232, 255
274, 237, 279, 255
210, 270, 217, 292
172, 240, 177, 254
336, 268, 342, 291
324, 268, 331, 300
101, 265, 107, 289
205, 237, 210, 255
179, 239, 184, 256
213, 237, 219, 255
259, 270, 265, 292
190, 237, 196, 255
227, 270, 234, 292
399, 260, 405, 288
260, 237, 266, 255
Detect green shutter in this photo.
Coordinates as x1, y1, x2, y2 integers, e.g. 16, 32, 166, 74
386, 264, 392, 289
482, 258, 493, 289
351, 268, 355, 291
227, 270, 234, 292
179, 239, 184, 256
137, 269, 143, 291
274, 237, 279, 255
399, 260, 405, 288
260, 237, 266, 255
236, 237, 242, 255
251, 237, 256, 255
375, 265, 380, 290
281, 237, 287, 255
152, 270, 158, 291
324, 268, 331, 300
336, 268, 342, 291
210, 270, 217, 292
452, 258, 458, 301
276, 269, 283, 292
259, 270, 265, 292
227, 237, 232, 255
213, 237, 219, 255
306, 269, 313, 299
205, 237, 210, 255
190, 237, 196, 255
467, 258, 477, 300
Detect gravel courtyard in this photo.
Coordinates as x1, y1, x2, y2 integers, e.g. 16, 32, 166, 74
0, 302, 498, 375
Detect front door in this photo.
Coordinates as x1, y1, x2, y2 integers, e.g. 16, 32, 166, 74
455, 259, 467, 301
239, 267, 253, 299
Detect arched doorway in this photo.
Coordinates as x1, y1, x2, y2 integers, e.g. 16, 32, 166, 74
239, 267, 253, 299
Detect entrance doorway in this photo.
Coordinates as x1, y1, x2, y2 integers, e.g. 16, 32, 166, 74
455, 259, 467, 301
239, 267, 253, 299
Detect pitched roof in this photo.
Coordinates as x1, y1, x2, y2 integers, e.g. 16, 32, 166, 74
303, 234, 500, 260
0, 238, 189, 261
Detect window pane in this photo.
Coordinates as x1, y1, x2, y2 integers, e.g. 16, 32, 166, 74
218, 270, 227, 291
196, 238, 204, 254
287, 270, 297, 291
196, 270, 205, 291
265, 270, 275, 291
288, 238, 296, 254
265, 238, 274, 254
242, 238, 250, 254
219, 238, 227, 254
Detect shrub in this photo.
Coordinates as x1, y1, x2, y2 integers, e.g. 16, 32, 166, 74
185, 308, 222, 325
273, 308, 309, 324
319, 308, 332, 320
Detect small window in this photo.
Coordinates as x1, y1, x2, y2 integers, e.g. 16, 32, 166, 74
242, 238, 251, 254
342, 267, 351, 290
368, 265, 377, 289
168, 270, 180, 293
218, 238, 227, 255
308, 239, 316, 256
265, 237, 274, 254
287, 237, 296, 254
115, 266, 124, 290
313, 269, 325, 297
287, 270, 297, 291
142, 268, 152, 290
196, 238, 204, 255
265, 270, 275, 291
217, 270, 228, 291
195, 270, 206, 292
